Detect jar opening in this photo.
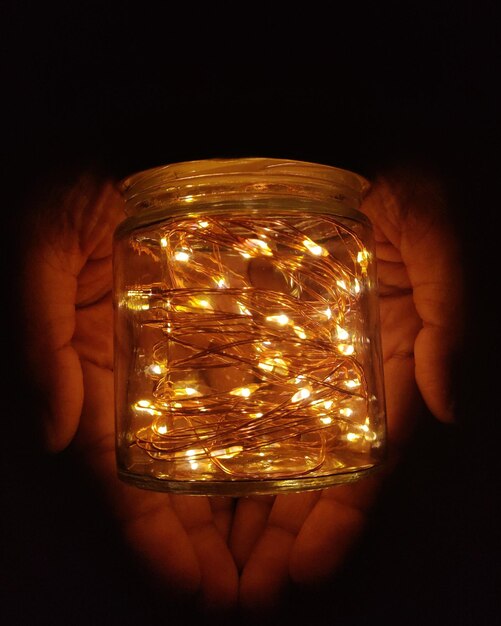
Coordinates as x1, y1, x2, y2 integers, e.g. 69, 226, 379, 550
121, 158, 370, 216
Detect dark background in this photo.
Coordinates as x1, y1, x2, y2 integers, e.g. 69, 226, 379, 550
1, 3, 500, 625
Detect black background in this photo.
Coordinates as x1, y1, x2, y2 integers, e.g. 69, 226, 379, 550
1, 3, 500, 625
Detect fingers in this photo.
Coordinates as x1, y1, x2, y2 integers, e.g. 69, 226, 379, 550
398, 180, 464, 423
229, 495, 274, 571
20, 176, 124, 450
290, 478, 379, 585
170, 495, 239, 612
77, 360, 238, 612
238, 491, 319, 611
21, 229, 82, 451
377, 288, 426, 446
76, 360, 202, 599
236, 479, 382, 612
364, 171, 464, 422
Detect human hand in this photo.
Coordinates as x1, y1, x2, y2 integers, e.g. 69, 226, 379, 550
20, 167, 463, 613
20, 175, 239, 612
231, 167, 464, 610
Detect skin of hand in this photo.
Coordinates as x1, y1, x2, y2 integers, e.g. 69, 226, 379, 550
20, 166, 463, 614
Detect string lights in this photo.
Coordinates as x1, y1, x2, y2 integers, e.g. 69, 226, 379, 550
120, 212, 381, 485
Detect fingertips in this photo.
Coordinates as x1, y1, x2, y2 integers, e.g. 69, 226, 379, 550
122, 500, 202, 600
414, 329, 461, 423
238, 524, 295, 612
170, 495, 239, 613
238, 492, 319, 611
289, 495, 365, 586
290, 475, 384, 588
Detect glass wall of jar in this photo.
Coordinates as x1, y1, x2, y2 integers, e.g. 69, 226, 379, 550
113, 158, 386, 495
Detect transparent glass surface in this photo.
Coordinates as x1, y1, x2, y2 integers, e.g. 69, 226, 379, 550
113, 160, 386, 495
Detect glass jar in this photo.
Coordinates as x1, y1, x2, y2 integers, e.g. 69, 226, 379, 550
113, 158, 386, 496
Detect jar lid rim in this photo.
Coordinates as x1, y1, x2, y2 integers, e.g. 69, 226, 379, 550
121, 157, 370, 198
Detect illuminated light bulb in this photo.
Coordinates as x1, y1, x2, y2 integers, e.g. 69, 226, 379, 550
344, 378, 360, 389
238, 238, 273, 257
184, 195, 195, 203
338, 343, 355, 356
237, 302, 252, 316
230, 384, 259, 397
250, 412, 263, 418
291, 387, 311, 403
340, 407, 353, 417
247, 238, 273, 255
215, 277, 227, 288
323, 400, 333, 410
258, 356, 288, 376
195, 298, 211, 308
293, 325, 307, 339
303, 238, 328, 256
185, 449, 198, 457
258, 361, 273, 372
160, 237, 168, 247
174, 250, 190, 262
346, 432, 360, 442
190, 461, 199, 469
336, 324, 350, 340
147, 363, 165, 376
274, 358, 288, 375
198, 220, 209, 228
134, 400, 161, 416
174, 386, 200, 397
320, 416, 332, 425
357, 249, 369, 263
266, 314, 289, 325
353, 278, 361, 294
141, 303, 150, 310
336, 279, 348, 291
360, 423, 369, 432
324, 307, 332, 319
212, 445, 244, 459
155, 422, 168, 435
173, 402, 183, 408
357, 249, 370, 274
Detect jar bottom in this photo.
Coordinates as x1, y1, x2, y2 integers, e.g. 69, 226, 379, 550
117, 462, 383, 496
